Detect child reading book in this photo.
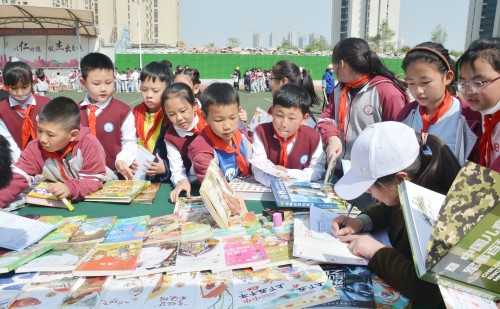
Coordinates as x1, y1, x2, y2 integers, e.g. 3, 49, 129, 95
78, 53, 138, 180
252, 84, 325, 186
0, 97, 108, 207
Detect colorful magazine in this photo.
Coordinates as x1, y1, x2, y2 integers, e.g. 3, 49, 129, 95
39, 216, 87, 244
0, 272, 38, 309
175, 238, 225, 273
212, 216, 247, 238
0, 244, 55, 273
99, 274, 162, 309
196, 270, 234, 309
85, 181, 150, 203
372, 273, 412, 309
38, 216, 63, 225
142, 272, 199, 309
173, 197, 207, 221
103, 216, 150, 243
59, 276, 113, 309
144, 215, 182, 244
131, 183, 161, 204
69, 217, 116, 244
255, 232, 305, 269
214, 235, 270, 272
270, 180, 349, 209
181, 220, 214, 241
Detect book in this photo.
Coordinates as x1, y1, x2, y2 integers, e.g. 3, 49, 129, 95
249, 158, 293, 178
173, 197, 207, 220
38, 216, 63, 225
98, 274, 162, 309
254, 232, 306, 270
131, 183, 161, 204
72, 240, 142, 276
181, 220, 214, 241
372, 273, 412, 309
39, 216, 87, 244
103, 216, 150, 243
143, 215, 182, 244
11, 271, 79, 309
175, 238, 225, 273
270, 180, 350, 209
212, 216, 247, 238
68, 217, 116, 244
0, 212, 57, 251
196, 270, 234, 309
249, 107, 273, 130
0, 272, 38, 309
241, 211, 269, 236
59, 276, 113, 309
16, 243, 96, 273
133, 146, 156, 181
228, 174, 274, 201
114, 240, 178, 279
0, 244, 55, 273
439, 284, 498, 309
85, 181, 151, 203
21, 214, 41, 220
26, 182, 68, 208
142, 272, 199, 309
1, 196, 27, 213
213, 235, 270, 272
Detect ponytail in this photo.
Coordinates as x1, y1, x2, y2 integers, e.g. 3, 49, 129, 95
271, 60, 320, 106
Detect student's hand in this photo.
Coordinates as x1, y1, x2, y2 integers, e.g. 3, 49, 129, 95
170, 178, 191, 203
331, 216, 365, 237
144, 154, 167, 176
116, 160, 134, 180
47, 183, 71, 199
339, 234, 385, 260
327, 136, 343, 162
274, 165, 288, 173
225, 195, 241, 216
130, 161, 139, 173
246, 124, 254, 133
238, 107, 248, 122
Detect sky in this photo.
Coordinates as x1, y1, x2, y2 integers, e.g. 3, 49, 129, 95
180, 0, 469, 52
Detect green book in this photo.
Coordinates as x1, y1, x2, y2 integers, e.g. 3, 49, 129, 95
0, 243, 55, 273
85, 180, 151, 203
38, 215, 87, 244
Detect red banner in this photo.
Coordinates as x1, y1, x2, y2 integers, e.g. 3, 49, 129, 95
0, 28, 76, 36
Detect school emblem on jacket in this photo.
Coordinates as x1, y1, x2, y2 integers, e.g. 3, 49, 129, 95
225, 167, 237, 180
300, 154, 309, 165
103, 122, 114, 133
363, 105, 374, 115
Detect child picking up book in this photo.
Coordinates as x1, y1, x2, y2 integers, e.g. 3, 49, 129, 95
252, 84, 325, 186
0, 97, 108, 207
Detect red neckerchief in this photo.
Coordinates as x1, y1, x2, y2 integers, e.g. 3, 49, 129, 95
419, 90, 452, 133
13, 91, 36, 150
480, 110, 500, 167
203, 126, 249, 176
189, 108, 207, 135
273, 127, 299, 167
41, 141, 76, 181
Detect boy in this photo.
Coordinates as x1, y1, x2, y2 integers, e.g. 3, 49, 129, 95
252, 84, 325, 187
78, 53, 138, 180
0, 97, 108, 207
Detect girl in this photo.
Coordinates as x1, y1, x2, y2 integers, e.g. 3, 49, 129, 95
331, 121, 461, 306
397, 42, 481, 166
131, 61, 173, 183
231, 70, 239, 91
173, 68, 202, 106
34, 69, 49, 96
163, 83, 206, 203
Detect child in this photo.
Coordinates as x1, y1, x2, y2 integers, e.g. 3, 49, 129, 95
163, 83, 207, 202
132, 61, 172, 183
120, 71, 127, 92
0, 97, 108, 207
173, 68, 202, 106
252, 84, 325, 187
331, 121, 460, 306
231, 70, 239, 91
0, 61, 51, 162
457, 38, 500, 172
78, 53, 138, 180
397, 42, 481, 166
34, 69, 50, 96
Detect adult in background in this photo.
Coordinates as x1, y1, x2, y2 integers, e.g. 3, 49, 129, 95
322, 64, 336, 109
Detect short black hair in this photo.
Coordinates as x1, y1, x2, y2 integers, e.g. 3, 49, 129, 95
0, 135, 13, 190
80, 52, 114, 80
459, 37, 500, 74
162, 82, 196, 108
201, 83, 240, 115
273, 83, 311, 115
140, 61, 173, 84
3, 61, 33, 87
162, 60, 173, 69
38, 97, 81, 132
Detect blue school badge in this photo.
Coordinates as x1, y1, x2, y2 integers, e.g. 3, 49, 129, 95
300, 154, 309, 165
103, 122, 114, 133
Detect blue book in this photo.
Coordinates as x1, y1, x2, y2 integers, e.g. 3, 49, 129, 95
270, 180, 349, 209
103, 216, 150, 243
0, 272, 38, 309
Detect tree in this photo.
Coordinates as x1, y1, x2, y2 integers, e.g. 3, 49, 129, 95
305, 35, 330, 55
399, 45, 411, 53
449, 50, 463, 58
366, 20, 396, 53
431, 24, 448, 46
206, 42, 215, 48
279, 40, 297, 50
227, 37, 240, 48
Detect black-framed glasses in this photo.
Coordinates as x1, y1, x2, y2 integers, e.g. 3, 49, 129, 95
454, 76, 500, 94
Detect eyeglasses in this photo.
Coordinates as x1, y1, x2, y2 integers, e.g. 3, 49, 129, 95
454, 76, 500, 94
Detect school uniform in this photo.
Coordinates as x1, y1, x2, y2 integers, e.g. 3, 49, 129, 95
479, 102, 500, 172
252, 123, 325, 186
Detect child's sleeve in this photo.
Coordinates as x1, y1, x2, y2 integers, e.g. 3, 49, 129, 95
317, 93, 340, 145
191, 152, 214, 183
115, 111, 139, 168
165, 141, 188, 186
376, 82, 408, 121
251, 131, 278, 187
287, 140, 325, 182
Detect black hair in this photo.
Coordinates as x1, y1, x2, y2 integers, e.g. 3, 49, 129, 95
273, 83, 311, 115
0, 135, 13, 190
173, 68, 202, 99
175, 65, 183, 72
2, 61, 33, 87
162, 82, 196, 108
333, 38, 406, 92
201, 82, 239, 115
271, 60, 320, 106
402, 42, 456, 94
140, 61, 174, 84
37, 69, 45, 79
38, 97, 81, 132
458, 37, 500, 75
162, 60, 173, 69
80, 52, 114, 80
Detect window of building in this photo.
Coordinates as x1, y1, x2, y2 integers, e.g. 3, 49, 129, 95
154, 9, 158, 22
128, 4, 130, 10
95, 15, 98, 24
128, 12, 130, 19
155, 25, 158, 37
155, 39, 158, 43
154, 0, 157, 7
95, 2, 98, 13
23, 1, 27, 4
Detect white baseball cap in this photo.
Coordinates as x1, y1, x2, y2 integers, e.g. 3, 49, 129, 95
334, 121, 420, 200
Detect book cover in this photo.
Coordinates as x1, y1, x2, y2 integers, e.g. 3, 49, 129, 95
38, 216, 63, 225
103, 216, 150, 243
59, 276, 113, 309
249, 159, 293, 178
85, 181, 151, 203
26, 182, 67, 208
133, 146, 156, 181
0, 212, 57, 251
16, 243, 96, 273
241, 212, 269, 236
249, 107, 273, 130
256, 232, 301, 269
0, 272, 38, 309
142, 272, 199, 309
216, 235, 270, 271
212, 216, 247, 238
99, 274, 162, 309
0, 244, 55, 273
11, 271, 79, 309
176, 238, 225, 273
181, 220, 214, 241
144, 215, 182, 244
439, 284, 498, 309
229, 175, 274, 201
372, 273, 411, 309
270, 180, 349, 209
39, 216, 88, 244
173, 197, 207, 220
131, 183, 161, 204
68, 217, 116, 244
72, 241, 142, 276
196, 270, 234, 309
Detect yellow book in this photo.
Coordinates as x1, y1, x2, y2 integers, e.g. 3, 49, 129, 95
26, 182, 68, 208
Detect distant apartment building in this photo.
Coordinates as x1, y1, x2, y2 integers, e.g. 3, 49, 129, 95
253, 32, 263, 48
465, 0, 500, 49
397, 38, 405, 50
299, 36, 308, 48
309, 32, 319, 45
269, 30, 277, 48
288, 30, 297, 47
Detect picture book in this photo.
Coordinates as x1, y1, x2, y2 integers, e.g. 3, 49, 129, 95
439, 284, 498, 309
72, 240, 142, 276
85, 181, 151, 203
68, 217, 116, 244
214, 235, 270, 272
16, 243, 96, 273
173, 197, 207, 220
142, 272, 199, 309
212, 216, 247, 238
39, 216, 87, 244
175, 238, 225, 273
38, 216, 63, 225
241, 212, 269, 236
1, 195, 27, 213
99, 274, 162, 309
181, 220, 214, 241
59, 276, 113, 309
103, 216, 150, 243
115, 240, 178, 279
0, 272, 38, 309
372, 273, 411, 309
21, 214, 41, 220
254, 232, 306, 270
196, 270, 234, 309
131, 183, 161, 204
228, 174, 274, 201
249, 159, 293, 178
249, 107, 273, 130
133, 146, 156, 181
270, 180, 350, 209
199, 160, 235, 229
313, 265, 375, 309
0, 244, 55, 273
144, 215, 182, 244
0, 212, 57, 251
11, 271, 79, 309
26, 182, 67, 208
232, 267, 300, 309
